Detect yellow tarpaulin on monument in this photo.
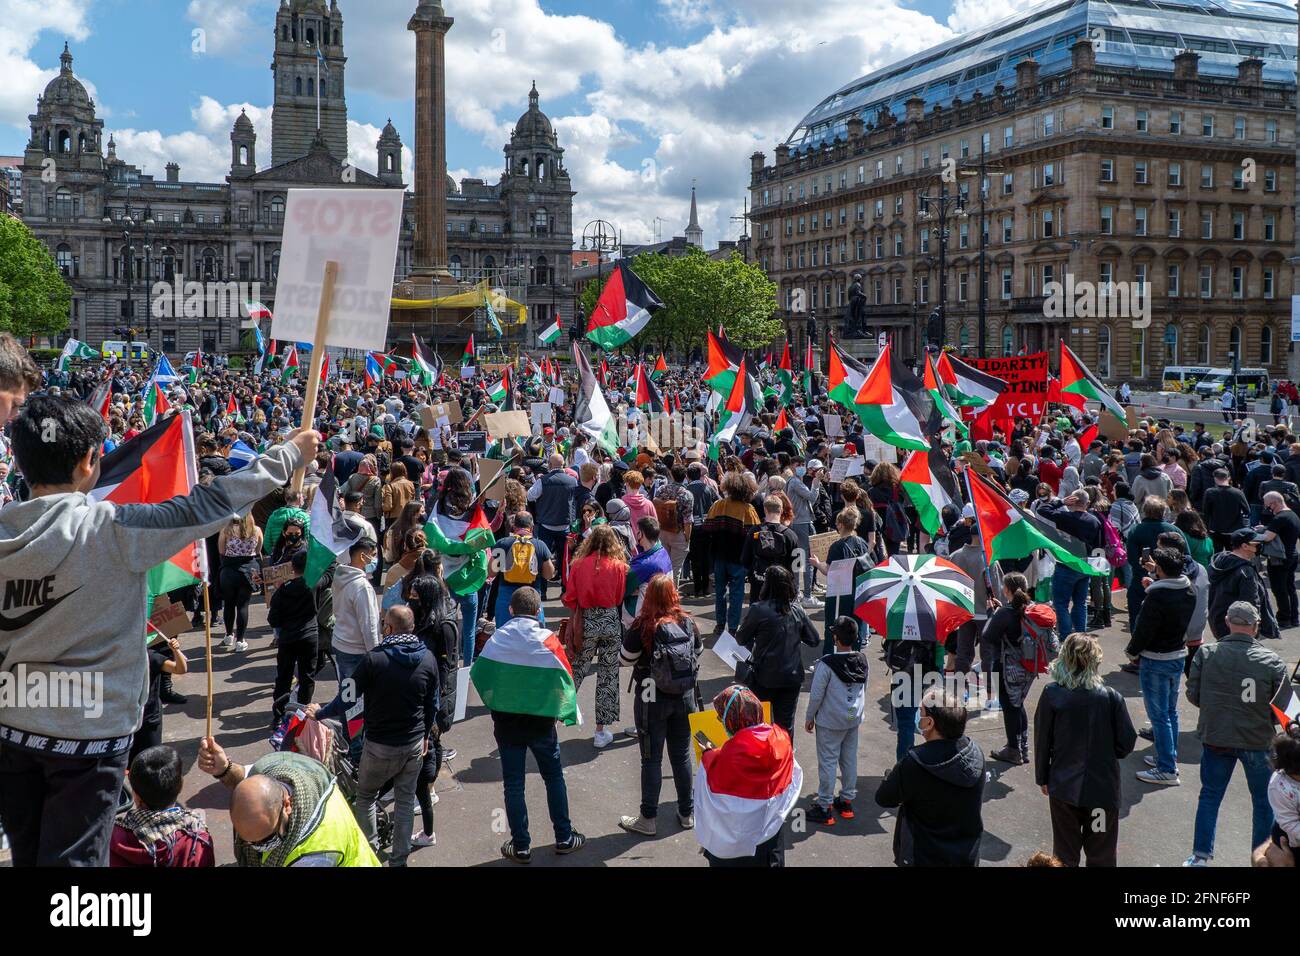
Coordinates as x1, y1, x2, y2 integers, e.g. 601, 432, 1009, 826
391, 280, 526, 325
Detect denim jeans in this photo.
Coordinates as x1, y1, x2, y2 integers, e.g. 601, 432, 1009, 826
1192, 747, 1275, 860
454, 590, 479, 665
494, 583, 546, 629
713, 560, 747, 633
354, 738, 424, 865
635, 693, 693, 820
333, 649, 367, 764
1052, 565, 1090, 639
497, 726, 572, 852
1138, 657, 1183, 774
894, 705, 918, 764
792, 522, 815, 598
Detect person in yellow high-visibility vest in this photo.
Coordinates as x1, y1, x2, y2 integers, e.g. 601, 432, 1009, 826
199, 737, 378, 867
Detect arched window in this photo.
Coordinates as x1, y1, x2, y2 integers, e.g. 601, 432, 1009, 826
239, 145, 249, 165
77, 132, 86, 153
1261, 325, 1274, 365
959, 325, 970, 351
385, 152, 394, 172
43, 130, 51, 153
1197, 324, 1211, 364
1229, 325, 1242, 363
449, 255, 462, 280
306, 27, 315, 45
1164, 323, 1179, 365
1097, 325, 1112, 378
536, 156, 546, 179
520, 158, 529, 176
334, 30, 340, 45
533, 255, 549, 286
201, 247, 217, 279
295, 76, 303, 96
58, 130, 71, 154
483, 254, 496, 281
307, 77, 315, 96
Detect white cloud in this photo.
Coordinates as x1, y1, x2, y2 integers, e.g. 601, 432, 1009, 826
109, 96, 269, 182
0, 0, 95, 136
186, 0, 263, 58
347, 119, 413, 177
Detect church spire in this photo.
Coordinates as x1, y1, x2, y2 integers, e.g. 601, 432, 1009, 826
685, 182, 703, 248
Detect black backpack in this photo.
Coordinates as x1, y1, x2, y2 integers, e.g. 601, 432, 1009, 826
649, 620, 699, 697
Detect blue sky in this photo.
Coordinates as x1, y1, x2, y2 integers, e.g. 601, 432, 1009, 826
1, 0, 1028, 244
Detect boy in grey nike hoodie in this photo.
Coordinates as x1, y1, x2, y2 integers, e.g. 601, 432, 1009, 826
804, 617, 868, 823
0, 395, 317, 866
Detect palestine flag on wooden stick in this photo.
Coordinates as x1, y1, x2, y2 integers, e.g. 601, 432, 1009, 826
1059, 343, 1127, 425
586, 261, 664, 351
573, 342, 619, 453
923, 351, 968, 438
412, 335, 441, 387
964, 468, 1104, 576
900, 445, 960, 536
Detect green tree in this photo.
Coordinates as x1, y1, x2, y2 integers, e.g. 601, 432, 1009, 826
0, 215, 71, 340
580, 248, 781, 355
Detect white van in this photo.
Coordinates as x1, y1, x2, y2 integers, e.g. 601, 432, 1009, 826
1193, 368, 1270, 399
101, 340, 151, 362
1160, 366, 1212, 393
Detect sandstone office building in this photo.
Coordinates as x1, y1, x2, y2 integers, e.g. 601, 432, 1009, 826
749, 0, 1296, 385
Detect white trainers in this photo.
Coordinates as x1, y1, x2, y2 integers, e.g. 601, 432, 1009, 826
1182, 854, 1209, 867
411, 831, 436, 849
221, 635, 235, 651
1136, 768, 1180, 786
593, 730, 614, 749
799, 597, 822, 609
235, 639, 249, 652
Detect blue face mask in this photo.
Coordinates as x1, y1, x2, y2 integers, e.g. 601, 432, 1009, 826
795, 466, 806, 478
364, 558, 378, 575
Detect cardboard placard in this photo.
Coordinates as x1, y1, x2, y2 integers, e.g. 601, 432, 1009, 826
477, 457, 507, 500
1099, 409, 1129, 441
420, 401, 463, 429
148, 599, 190, 641
484, 410, 532, 440
960, 452, 994, 477
261, 562, 295, 603
807, 531, 838, 566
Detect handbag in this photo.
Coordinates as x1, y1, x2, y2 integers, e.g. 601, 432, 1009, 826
558, 605, 585, 658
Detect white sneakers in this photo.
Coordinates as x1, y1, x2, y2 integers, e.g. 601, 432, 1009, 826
221, 635, 235, 651
593, 730, 614, 749
411, 831, 436, 848
1182, 854, 1209, 867
235, 639, 249, 653
618, 814, 657, 836
799, 596, 822, 609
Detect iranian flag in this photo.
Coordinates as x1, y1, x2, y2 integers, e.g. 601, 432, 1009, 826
900, 445, 960, 536
572, 342, 619, 454
633, 362, 666, 413
539, 313, 562, 346
651, 353, 668, 381
412, 335, 441, 387
937, 351, 1005, 410
776, 340, 794, 404
965, 469, 1105, 576
923, 351, 968, 438
1060, 343, 1127, 425
471, 618, 579, 726
90, 412, 206, 617
461, 335, 475, 366
142, 378, 171, 426
305, 465, 367, 588
694, 724, 802, 860
243, 301, 273, 321
57, 338, 99, 371
585, 261, 664, 351
281, 345, 300, 383
1271, 681, 1300, 729
851, 343, 930, 452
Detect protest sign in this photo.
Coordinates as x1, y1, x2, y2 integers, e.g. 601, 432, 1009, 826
808, 531, 838, 566
477, 457, 506, 500
829, 456, 864, 482
1099, 409, 1129, 441
261, 562, 295, 604
548, 386, 567, 406
148, 599, 189, 641
484, 410, 532, 440
823, 416, 844, 439
420, 401, 463, 429
710, 630, 749, 671
530, 402, 554, 432
456, 431, 488, 455
965, 352, 1050, 423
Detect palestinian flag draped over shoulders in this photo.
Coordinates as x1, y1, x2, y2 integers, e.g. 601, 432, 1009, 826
572, 343, 620, 454
471, 619, 579, 726
938, 351, 1005, 410
694, 724, 802, 860
964, 469, 1104, 576
851, 343, 930, 451
424, 502, 495, 594
900, 446, 960, 536
305, 465, 367, 588
90, 412, 205, 617
1059, 343, 1127, 425
633, 362, 666, 413
586, 260, 664, 351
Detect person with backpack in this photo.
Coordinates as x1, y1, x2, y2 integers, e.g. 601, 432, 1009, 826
742, 495, 801, 605
704, 472, 761, 635
564, 525, 630, 749
735, 566, 820, 737
982, 572, 1053, 766
805, 616, 868, 826
617, 574, 703, 836
1127, 548, 1195, 787
868, 462, 910, 557
651, 463, 695, 588
1033, 634, 1138, 866
111, 746, 214, 868
489, 512, 554, 627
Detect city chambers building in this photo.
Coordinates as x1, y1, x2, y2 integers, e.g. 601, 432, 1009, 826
19, 0, 574, 356
749, 0, 1296, 384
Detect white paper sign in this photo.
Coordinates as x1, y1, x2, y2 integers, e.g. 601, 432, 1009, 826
548, 386, 566, 406
530, 402, 554, 432
710, 630, 751, 670
271, 189, 404, 351
823, 416, 844, 438
829, 455, 865, 482
826, 557, 857, 597
453, 666, 472, 723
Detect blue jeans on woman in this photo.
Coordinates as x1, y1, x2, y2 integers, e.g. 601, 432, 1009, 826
497, 726, 573, 853
713, 560, 746, 632
454, 590, 479, 665
1051, 565, 1089, 639
1191, 747, 1275, 860
1138, 657, 1183, 774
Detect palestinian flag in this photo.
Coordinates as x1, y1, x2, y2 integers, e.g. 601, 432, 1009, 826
573, 342, 620, 454
827, 341, 871, 426
851, 344, 930, 451
775, 340, 794, 405
412, 335, 441, 387
281, 346, 300, 383
598, 358, 609, 388
774, 408, 789, 431
142, 378, 170, 426
487, 366, 511, 404
938, 351, 1005, 410
923, 351, 968, 438
225, 394, 244, 424
803, 338, 816, 398
1270, 681, 1300, 729
1078, 421, 1099, 451
651, 354, 668, 381
1060, 343, 1127, 425
633, 363, 666, 413
964, 469, 1104, 576
305, 465, 367, 588
900, 446, 960, 536
263, 340, 278, 370
89, 378, 113, 421
710, 357, 754, 459
57, 338, 98, 372
319, 353, 331, 383
586, 261, 665, 351
471, 618, 579, 726
424, 503, 495, 595
90, 412, 206, 618
694, 724, 802, 860
705, 329, 746, 397
539, 313, 562, 346
187, 350, 202, 385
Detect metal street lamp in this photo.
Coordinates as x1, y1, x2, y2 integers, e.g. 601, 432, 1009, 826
960, 149, 1004, 359
580, 218, 620, 336
916, 176, 968, 353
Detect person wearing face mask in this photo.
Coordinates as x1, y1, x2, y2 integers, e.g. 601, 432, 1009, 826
784, 457, 824, 608
268, 516, 307, 567
196, 738, 379, 867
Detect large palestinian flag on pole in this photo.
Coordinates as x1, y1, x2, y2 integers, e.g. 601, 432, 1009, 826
694, 724, 802, 860
572, 342, 620, 454
412, 335, 441, 387
827, 341, 872, 427
710, 356, 755, 459
775, 340, 794, 404
142, 377, 171, 426
964, 469, 1104, 576
539, 313, 562, 346
1059, 343, 1127, 425
585, 261, 665, 351
462, 335, 476, 367
851, 343, 930, 451
900, 445, 960, 536
633, 362, 666, 413
802, 337, 817, 399
471, 620, 579, 726
487, 366, 512, 405
705, 329, 746, 398
923, 351, 968, 438
305, 465, 367, 588
90, 412, 206, 618
938, 351, 1005, 410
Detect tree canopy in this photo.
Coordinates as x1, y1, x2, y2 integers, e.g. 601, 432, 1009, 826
0, 215, 71, 340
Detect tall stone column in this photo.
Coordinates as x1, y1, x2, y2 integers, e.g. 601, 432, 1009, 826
408, 1, 453, 282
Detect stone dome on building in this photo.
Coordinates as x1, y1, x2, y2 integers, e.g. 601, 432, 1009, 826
234, 109, 254, 131
41, 44, 93, 109
512, 81, 554, 141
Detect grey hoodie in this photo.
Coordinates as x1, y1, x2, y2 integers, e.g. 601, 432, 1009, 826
331, 564, 380, 656
0, 443, 301, 755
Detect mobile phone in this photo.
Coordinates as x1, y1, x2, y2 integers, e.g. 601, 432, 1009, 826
1140, 547, 1152, 561
693, 731, 715, 750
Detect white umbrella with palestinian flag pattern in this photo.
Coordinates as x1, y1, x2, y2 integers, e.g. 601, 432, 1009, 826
854, 553, 975, 643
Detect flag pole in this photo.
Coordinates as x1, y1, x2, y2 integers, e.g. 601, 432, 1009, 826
203, 581, 213, 739
293, 259, 339, 493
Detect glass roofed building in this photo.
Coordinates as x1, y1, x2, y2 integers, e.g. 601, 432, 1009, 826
750, 0, 1297, 384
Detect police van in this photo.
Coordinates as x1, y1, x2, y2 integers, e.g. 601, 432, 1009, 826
1159, 366, 1211, 393
1193, 368, 1270, 399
